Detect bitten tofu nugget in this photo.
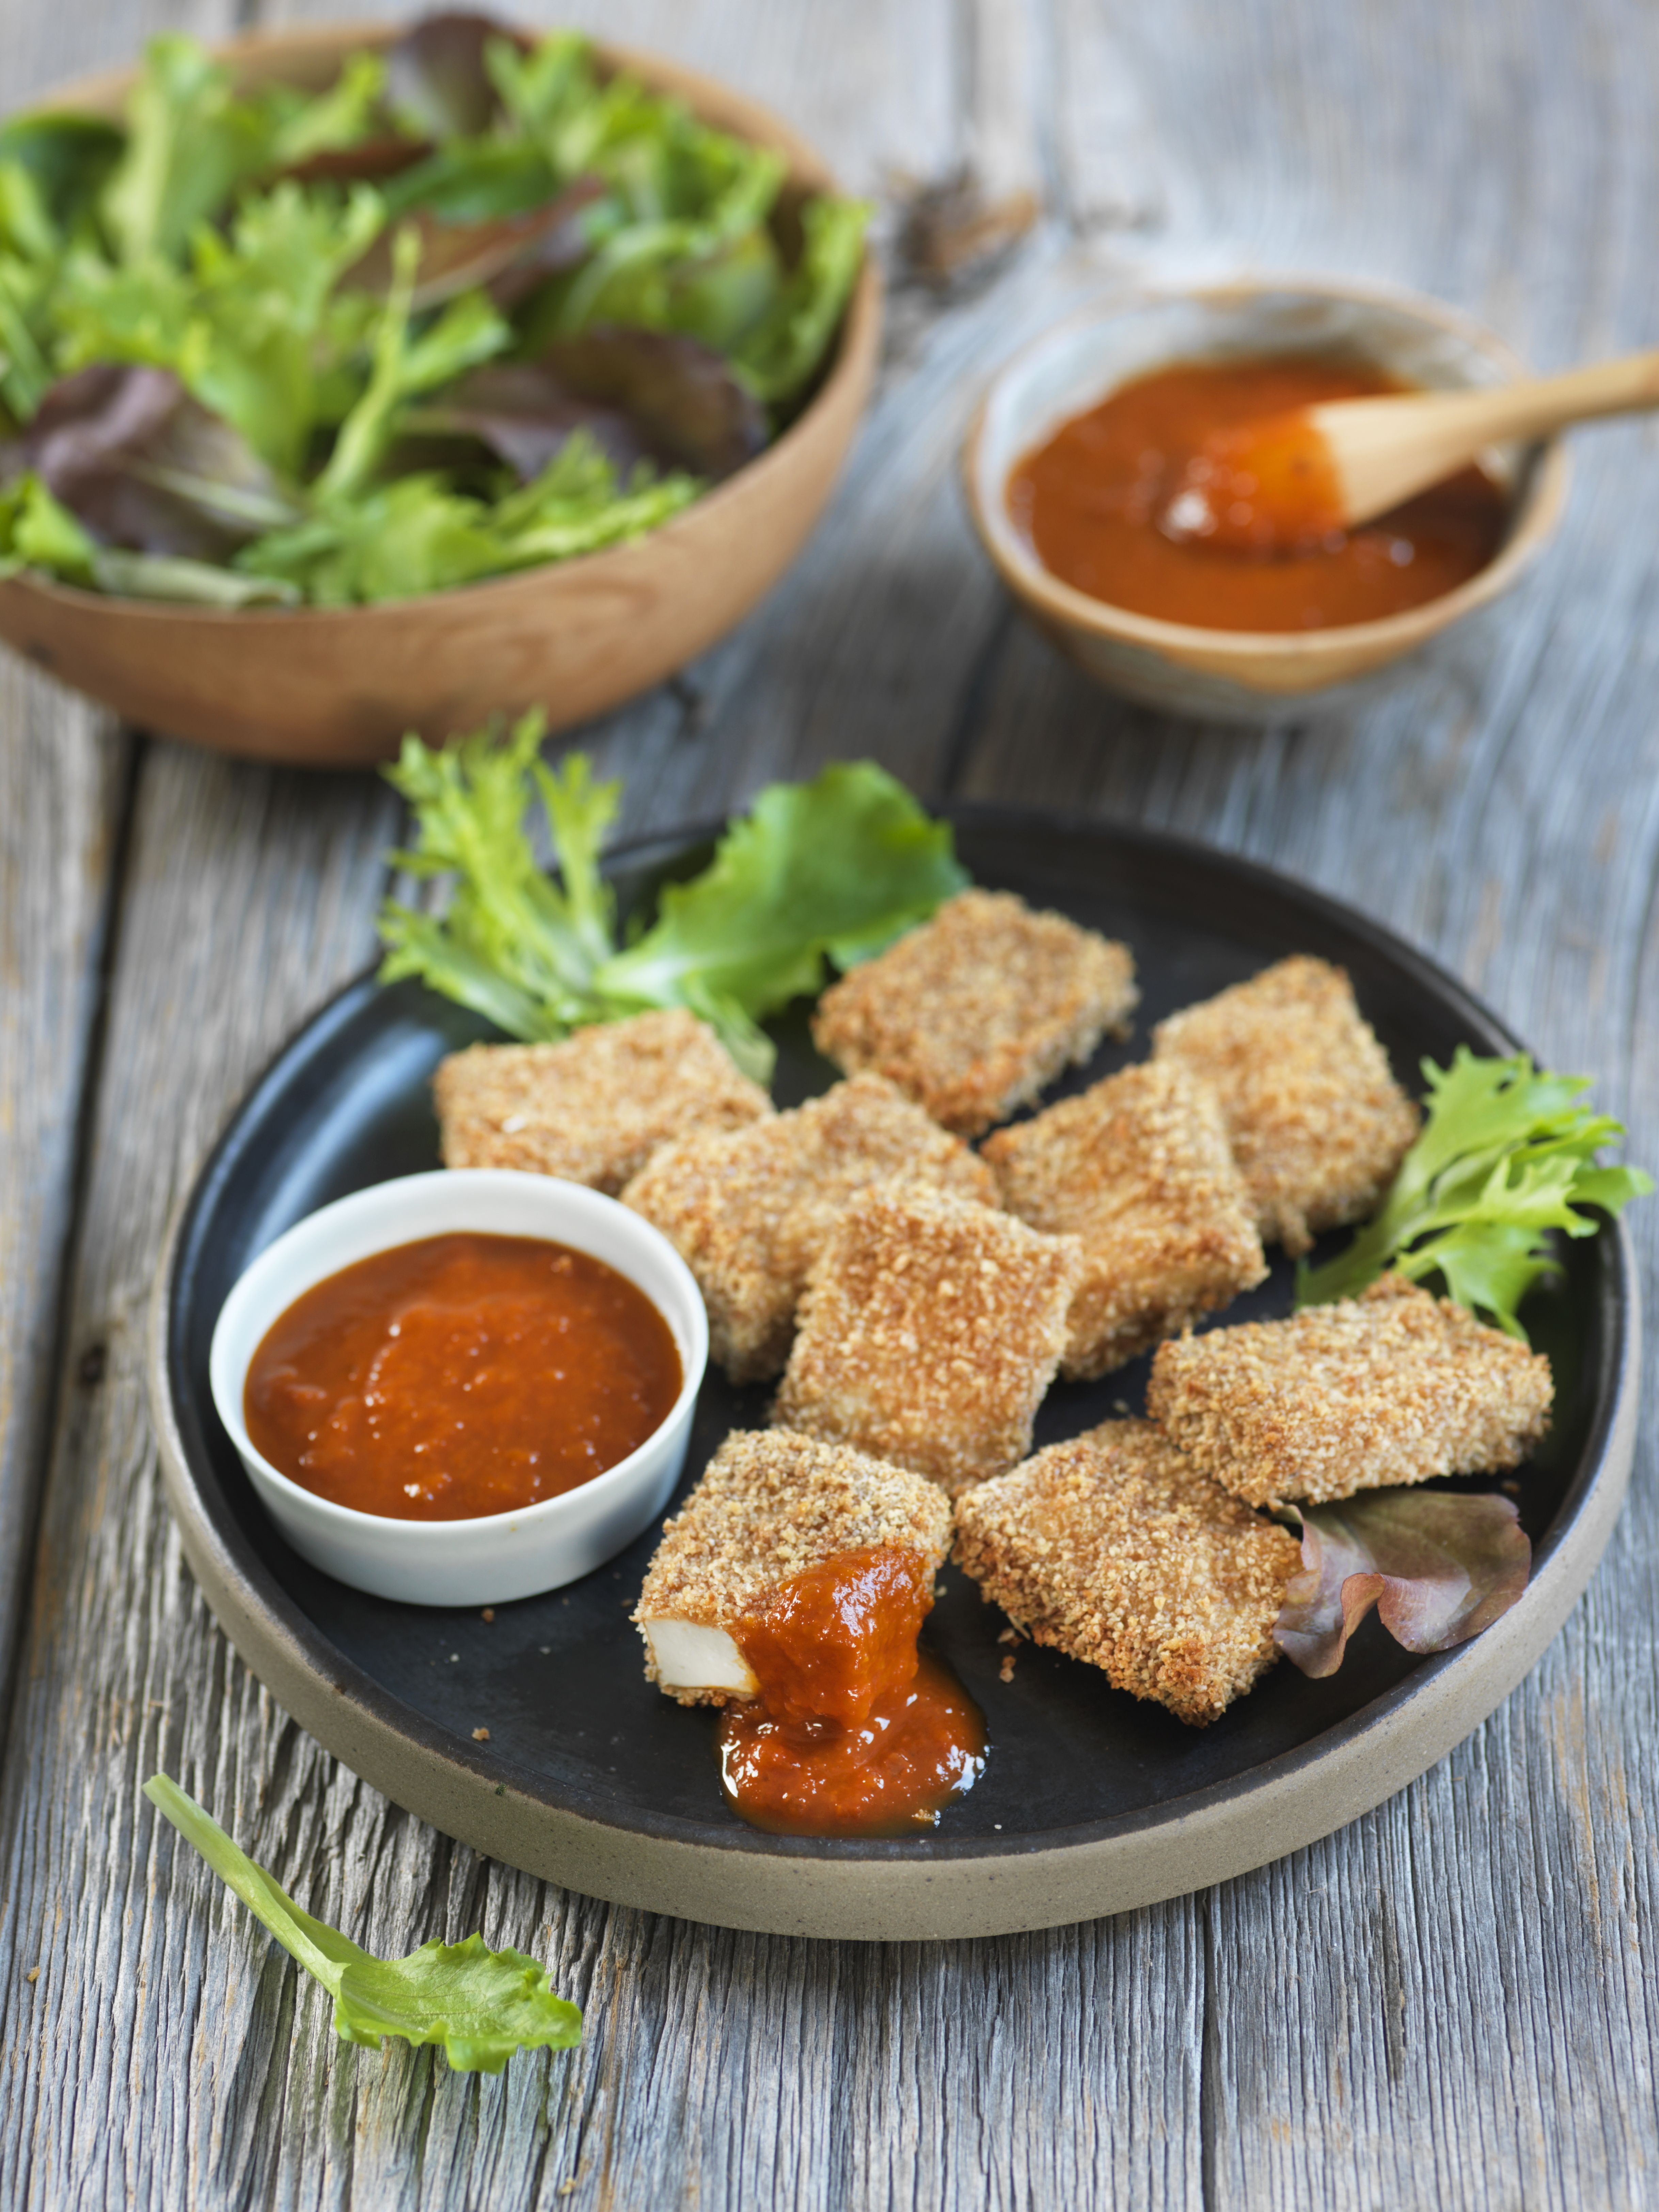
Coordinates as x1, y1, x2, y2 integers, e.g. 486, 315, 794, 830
811, 888, 1138, 1136
433, 1009, 771, 1195
1146, 1275, 1553, 1509
983, 1060, 1267, 1379
1152, 955, 1419, 1255
633, 1429, 953, 1705
623, 1074, 997, 1383
773, 1184, 1083, 1494
954, 1420, 1302, 1726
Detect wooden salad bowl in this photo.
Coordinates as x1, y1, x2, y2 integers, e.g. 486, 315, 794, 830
0, 25, 882, 766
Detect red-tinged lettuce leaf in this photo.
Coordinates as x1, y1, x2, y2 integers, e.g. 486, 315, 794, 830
279, 136, 431, 188
344, 178, 606, 313
23, 365, 300, 559
417, 329, 767, 484
384, 12, 522, 140
1274, 1490, 1531, 1678
405, 360, 659, 480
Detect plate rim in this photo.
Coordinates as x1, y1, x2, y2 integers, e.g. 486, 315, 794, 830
146, 806, 1642, 1937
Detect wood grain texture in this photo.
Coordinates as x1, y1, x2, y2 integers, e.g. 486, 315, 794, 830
1, 0, 1657, 2207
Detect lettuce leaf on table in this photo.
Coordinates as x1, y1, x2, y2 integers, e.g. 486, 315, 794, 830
144, 1774, 582, 2073
377, 727, 966, 1082
1296, 1047, 1651, 1341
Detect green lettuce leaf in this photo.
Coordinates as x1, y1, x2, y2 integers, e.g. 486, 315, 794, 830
259, 51, 389, 171
489, 430, 701, 564
376, 737, 967, 1082
379, 710, 620, 1034
1296, 1047, 1651, 1339
733, 195, 870, 403
144, 1773, 582, 2073
316, 224, 508, 503
595, 761, 967, 1061
237, 472, 500, 605
101, 35, 273, 265
0, 112, 125, 232
0, 471, 98, 583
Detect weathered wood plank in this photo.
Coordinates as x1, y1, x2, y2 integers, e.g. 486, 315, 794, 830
0, 679, 124, 1746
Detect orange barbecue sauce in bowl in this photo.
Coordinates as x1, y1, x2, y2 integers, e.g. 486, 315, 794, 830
1007, 356, 1510, 633
717, 1547, 985, 1836
245, 1231, 681, 1520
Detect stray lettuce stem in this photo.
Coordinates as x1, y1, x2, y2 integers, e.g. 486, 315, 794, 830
144, 1773, 582, 2073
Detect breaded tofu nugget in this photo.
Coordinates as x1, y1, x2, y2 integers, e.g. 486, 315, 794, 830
954, 1420, 1301, 1725
623, 1074, 996, 1383
983, 1060, 1267, 1379
773, 1183, 1083, 1494
811, 888, 1138, 1136
633, 1429, 953, 1705
1146, 1275, 1553, 1509
1152, 955, 1419, 1255
433, 1009, 771, 1195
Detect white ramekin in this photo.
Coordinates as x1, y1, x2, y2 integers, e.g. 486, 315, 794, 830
209, 1169, 708, 1607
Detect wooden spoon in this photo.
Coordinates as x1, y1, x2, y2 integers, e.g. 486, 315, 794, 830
1161, 347, 1659, 552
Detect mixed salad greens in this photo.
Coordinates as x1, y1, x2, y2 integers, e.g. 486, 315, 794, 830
145, 1774, 582, 2071
377, 719, 968, 1083
0, 14, 868, 607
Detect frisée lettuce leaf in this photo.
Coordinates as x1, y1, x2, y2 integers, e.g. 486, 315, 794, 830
144, 1773, 582, 2073
1296, 1047, 1650, 1340
376, 723, 966, 1081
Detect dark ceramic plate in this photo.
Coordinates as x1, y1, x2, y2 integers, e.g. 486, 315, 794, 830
148, 812, 1638, 1940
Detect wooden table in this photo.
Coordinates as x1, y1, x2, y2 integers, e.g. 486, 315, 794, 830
3, 1, 1656, 2203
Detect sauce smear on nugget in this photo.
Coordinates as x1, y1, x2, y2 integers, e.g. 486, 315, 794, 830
717, 1548, 985, 1834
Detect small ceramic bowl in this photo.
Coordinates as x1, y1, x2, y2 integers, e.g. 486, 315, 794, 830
964, 277, 1571, 721
209, 1169, 708, 1607
0, 26, 880, 765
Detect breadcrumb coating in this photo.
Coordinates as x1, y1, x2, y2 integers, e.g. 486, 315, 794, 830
983, 1060, 1267, 1379
1152, 955, 1419, 1256
1146, 1275, 1553, 1508
633, 1429, 952, 1705
433, 1010, 771, 1195
773, 1183, 1083, 1494
811, 888, 1138, 1136
953, 1420, 1300, 1725
622, 1074, 996, 1382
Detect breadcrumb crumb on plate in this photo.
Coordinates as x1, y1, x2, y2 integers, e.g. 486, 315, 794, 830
633, 1429, 952, 1706
954, 1420, 1301, 1726
773, 1183, 1083, 1494
433, 1009, 771, 1196
811, 888, 1138, 1136
1146, 1275, 1554, 1509
1153, 955, 1419, 1256
984, 1060, 1266, 1379
622, 1074, 995, 1382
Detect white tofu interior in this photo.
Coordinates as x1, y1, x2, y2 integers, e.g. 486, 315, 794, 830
642, 1617, 758, 1696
